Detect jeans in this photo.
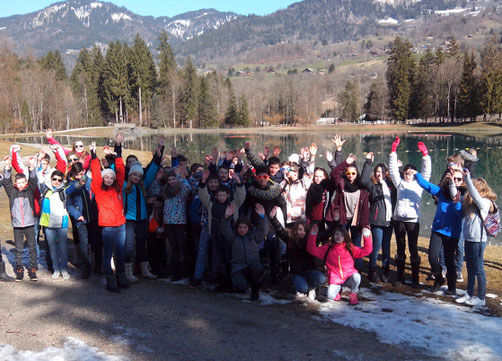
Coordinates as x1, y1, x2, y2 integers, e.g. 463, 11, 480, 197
232, 263, 264, 291
465, 241, 486, 300
455, 238, 464, 274
291, 270, 326, 294
194, 225, 210, 280
369, 225, 393, 269
125, 220, 148, 263
394, 221, 420, 263
102, 224, 126, 274
13, 226, 37, 270
428, 231, 459, 281
74, 221, 92, 265
45, 227, 69, 273
328, 273, 361, 299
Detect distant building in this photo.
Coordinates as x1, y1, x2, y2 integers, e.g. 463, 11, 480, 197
316, 117, 336, 125
302, 68, 315, 73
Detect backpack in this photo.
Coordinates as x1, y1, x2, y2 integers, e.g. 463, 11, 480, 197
477, 202, 502, 237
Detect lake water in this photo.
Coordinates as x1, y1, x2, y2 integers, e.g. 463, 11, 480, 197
6, 130, 502, 245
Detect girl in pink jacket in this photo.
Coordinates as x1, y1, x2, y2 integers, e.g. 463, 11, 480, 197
307, 224, 372, 305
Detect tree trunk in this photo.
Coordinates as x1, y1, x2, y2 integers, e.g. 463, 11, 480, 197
119, 97, 123, 123
171, 83, 176, 128
138, 86, 143, 127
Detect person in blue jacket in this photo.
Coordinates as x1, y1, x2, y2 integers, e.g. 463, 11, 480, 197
412, 168, 464, 294
122, 139, 164, 282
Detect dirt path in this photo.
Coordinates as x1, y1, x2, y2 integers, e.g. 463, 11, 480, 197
0, 268, 440, 361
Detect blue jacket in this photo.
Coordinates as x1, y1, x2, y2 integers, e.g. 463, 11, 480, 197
415, 172, 463, 238
66, 177, 94, 224
123, 160, 159, 221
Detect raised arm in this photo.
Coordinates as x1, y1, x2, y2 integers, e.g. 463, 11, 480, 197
464, 171, 491, 215
244, 142, 266, 168
418, 142, 432, 181
414, 171, 440, 196
306, 224, 330, 260
360, 153, 374, 190
351, 228, 373, 258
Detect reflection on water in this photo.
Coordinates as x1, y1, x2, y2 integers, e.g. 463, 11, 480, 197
5, 130, 502, 245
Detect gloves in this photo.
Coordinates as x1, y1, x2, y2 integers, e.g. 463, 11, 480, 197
391, 137, 400, 153
417, 142, 428, 157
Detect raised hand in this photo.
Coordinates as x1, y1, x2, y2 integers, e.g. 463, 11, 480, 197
45, 129, 52, 139
157, 136, 166, 147
211, 147, 219, 161
225, 203, 235, 219
263, 146, 270, 159
301, 147, 310, 161
269, 206, 278, 219
115, 132, 125, 145
231, 171, 241, 184
332, 135, 346, 151
4, 156, 11, 170
325, 150, 333, 163
417, 142, 428, 157
89, 141, 96, 153
366, 152, 374, 162
346, 154, 357, 165
28, 157, 36, 169
309, 143, 317, 158
273, 145, 281, 157
244, 141, 251, 150
391, 136, 400, 153
201, 170, 210, 182
310, 223, 319, 235
204, 154, 212, 166
255, 203, 265, 217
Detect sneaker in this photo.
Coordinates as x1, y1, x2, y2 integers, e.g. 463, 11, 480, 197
465, 296, 486, 307
28, 268, 38, 282
455, 294, 472, 304
61, 270, 70, 280
456, 272, 464, 283
333, 292, 341, 301
349, 292, 359, 305
15, 268, 24, 282
441, 267, 447, 279
308, 289, 316, 300
51, 272, 60, 279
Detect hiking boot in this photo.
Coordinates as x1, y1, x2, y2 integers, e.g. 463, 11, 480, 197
105, 274, 120, 293
430, 274, 445, 292
0, 262, 14, 282
380, 265, 390, 283
116, 272, 130, 289
15, 268, 24, 282
250, 284, 260, 301
28, 268, 38, 282
349, 292, 359, 305
125, 263, 139, 283
81, 263, 91, 279
368, 267, 378, 283
394, 259, 406, 286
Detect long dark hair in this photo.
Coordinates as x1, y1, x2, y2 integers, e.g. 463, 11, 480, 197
330, 227, 354, 258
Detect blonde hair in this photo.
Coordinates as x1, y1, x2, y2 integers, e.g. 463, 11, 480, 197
463, 177, 497, 215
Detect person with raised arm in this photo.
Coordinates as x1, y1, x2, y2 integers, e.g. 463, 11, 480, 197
46, 129, 91, 170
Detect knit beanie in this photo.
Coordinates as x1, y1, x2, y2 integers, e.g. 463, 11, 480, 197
288, 153, 300, 164
128, 162, 144, 176
101, 168, 116, 180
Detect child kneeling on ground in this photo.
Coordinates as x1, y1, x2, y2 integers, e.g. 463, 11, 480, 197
221, 203, 267, 301
307, 224, 372, 305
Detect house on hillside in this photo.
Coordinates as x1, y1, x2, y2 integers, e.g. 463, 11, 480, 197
316, 117, 336, 125
302, 68, 315, 73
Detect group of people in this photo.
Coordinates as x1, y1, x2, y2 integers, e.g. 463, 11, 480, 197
0, 131, 495, 307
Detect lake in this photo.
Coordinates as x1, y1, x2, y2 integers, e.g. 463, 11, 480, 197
6, 129, 502, 245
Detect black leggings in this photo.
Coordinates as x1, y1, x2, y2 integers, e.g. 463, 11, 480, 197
166, 224, 192, 277
428, 231, 459, 281
394, 221, 420, 263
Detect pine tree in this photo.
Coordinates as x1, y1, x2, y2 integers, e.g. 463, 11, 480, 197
339, 80, 359, 122
480, 36, 502, 120
457, 51, 479, 121
225, 88, 238, 127
237, 95, 250, 126
40, 50, 67, 81
364, 78, 386, 121
198, 76, 218, 127
129, 34, 157, 126
409, 48, 434, 121
386, 37, 415, 122
156, 31, 177, 128
178, 57, 199, 128
103, 41, 130, 122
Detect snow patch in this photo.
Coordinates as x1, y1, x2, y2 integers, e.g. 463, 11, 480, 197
318, 288, 502, 360
111, 13, 132, 22
90, 2, 103, 9
377, 17, 399, 25
0, 27, 5, 31
434, 8, 468, 16
195, 12, 209, 19
0, 337, 124, 360
32, 4, 66, 27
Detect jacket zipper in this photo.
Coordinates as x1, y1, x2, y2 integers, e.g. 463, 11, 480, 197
338, 255, 344, 280
20, 197, 25, 226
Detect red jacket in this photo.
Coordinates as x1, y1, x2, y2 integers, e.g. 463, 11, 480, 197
326, 161, 370, 228
90, 157, 126, 227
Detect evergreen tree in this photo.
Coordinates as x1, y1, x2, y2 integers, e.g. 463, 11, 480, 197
237, 95, 250, 126
364, 78, 386, 121
339, 80, 359, 122
129, 34, 157, 126
225, 88, 238, 127
40, 50, 67, 81
178, 57, 199, 128
457, 51, 479, 121
103, 41, 130, 122
480, 36, 502, 120
386, 37, 415, 121
198, 76, 218, 127
409, 48, 434, 121
156, 31, 178, 128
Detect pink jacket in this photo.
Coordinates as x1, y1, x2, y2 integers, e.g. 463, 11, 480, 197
307, 233, 372, 285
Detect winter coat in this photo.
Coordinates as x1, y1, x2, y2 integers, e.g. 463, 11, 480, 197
39, 184, 69, 228
221, 215, 267, 274
163, 176, 192, 224
198, 182, 246, 234
326, 161, 369, 228
246, 179, 287, 229
281, 177, 312, 224
66, 177, 96, 224
90, 157, 126, 227
306, 180, 335, 222
3, 168, 38, 228
123, 159, 159, 221
462, 174, 492, 243
415, 172, 463, 238
361, 159, 397, 227
389, 152, 431, 223
307, 232, 372, 285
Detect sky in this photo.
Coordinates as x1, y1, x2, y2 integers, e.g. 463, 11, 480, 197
0, 0, 298, 18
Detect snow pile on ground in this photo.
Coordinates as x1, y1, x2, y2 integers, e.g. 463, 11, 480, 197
318, 288, 502, 361
0, 337, 125, 361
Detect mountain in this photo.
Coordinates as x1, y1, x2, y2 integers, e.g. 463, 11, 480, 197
0, 0, 239, 56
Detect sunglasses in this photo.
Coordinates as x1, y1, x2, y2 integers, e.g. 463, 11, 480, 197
255, 175, 269, 180
453, 177, 463, 182
52, 177, 63, 182
75, 144, 84, 148
345, 172, 357, 176
68, 158, 79, 162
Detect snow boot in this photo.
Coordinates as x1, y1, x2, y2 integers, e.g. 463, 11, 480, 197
116, 272, 130, 289
430, 273, 445, 292
250, 283, 260, 301
140, 262, 157, 279
15, 267, 24, 282
105, 274, 120, 293
393, 260, 406, 286
368, 267, 378, 283
380, 265, 390, 283
124, 263, 139, 283
0, 262, 14, 282
349, 292, 359, 305
411, 261, 421, 288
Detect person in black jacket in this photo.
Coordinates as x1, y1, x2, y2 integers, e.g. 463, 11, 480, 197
361, 152, 396, 283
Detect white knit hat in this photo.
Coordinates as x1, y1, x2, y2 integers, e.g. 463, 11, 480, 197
101, 168, 116, 179
288, 153, 300, 164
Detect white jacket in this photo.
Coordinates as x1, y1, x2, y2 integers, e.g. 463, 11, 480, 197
389, 152, 431, 223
